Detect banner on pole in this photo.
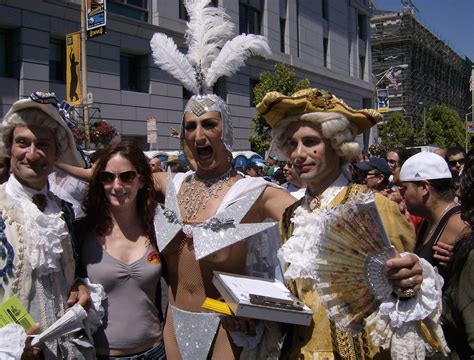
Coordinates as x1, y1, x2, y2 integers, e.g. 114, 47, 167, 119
66, 32, 82, 106
376, 88, 389, 113
147, 116, 157, 144
85, 0, 107, 39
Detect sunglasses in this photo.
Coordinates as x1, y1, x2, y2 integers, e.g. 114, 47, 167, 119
448, 158, 465, 166
98, 170, 138, 184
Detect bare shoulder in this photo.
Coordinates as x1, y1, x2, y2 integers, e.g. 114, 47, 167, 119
260, 185, 298, 221
443, 212, 469, 245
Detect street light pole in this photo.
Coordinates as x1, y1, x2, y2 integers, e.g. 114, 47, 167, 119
466, 105, 473, 152
80, 0, 90, 149
423, 107, 427, 145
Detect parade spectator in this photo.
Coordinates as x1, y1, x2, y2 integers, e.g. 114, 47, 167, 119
399, 152, 468, 275
281, 161, 306, 199
389, 147, 424, 232
273, 166, 286, 185
244, 162, 259, 177
354, 157, 391, 192
438, 149, 474, 359
265, 155, 280, 179
149, 155, 164, 173
446, 147, 465, 200
0, 93, 93, 359
76, 141, 165, 359
386, 147, 401, 174
445, 147, 465, 178
257, 88, 444, 359
0, 155, 10, 183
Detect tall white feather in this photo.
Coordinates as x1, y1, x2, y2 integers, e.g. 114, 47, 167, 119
150, 33, 197, 93
205, 34, 271, 88
185, 0, 234, 74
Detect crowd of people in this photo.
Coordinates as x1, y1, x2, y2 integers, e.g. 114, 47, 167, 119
0, 1, 472, 359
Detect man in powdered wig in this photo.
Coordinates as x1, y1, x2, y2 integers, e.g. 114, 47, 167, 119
257, 88, 448, 359
0, 92, 94, 359
150, 0, 297, 358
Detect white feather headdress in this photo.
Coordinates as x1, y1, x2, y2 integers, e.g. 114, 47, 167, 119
150, 0, 271, 95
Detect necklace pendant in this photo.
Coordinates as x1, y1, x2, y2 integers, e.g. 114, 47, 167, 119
183, 224, 193, 238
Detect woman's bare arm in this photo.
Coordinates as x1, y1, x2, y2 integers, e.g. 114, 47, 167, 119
56, 162, 94, 182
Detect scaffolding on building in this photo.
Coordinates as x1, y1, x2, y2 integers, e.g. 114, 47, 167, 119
371, 9, 472, 129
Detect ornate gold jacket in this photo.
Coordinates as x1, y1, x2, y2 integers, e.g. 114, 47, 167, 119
280, 183, 415, 360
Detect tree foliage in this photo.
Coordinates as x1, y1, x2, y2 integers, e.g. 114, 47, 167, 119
414, 105, 465, 148
378, 112, 414, 148
249, 63, 310, 155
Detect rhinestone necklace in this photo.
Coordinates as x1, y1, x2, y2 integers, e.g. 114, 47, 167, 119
178, 168, 235, 221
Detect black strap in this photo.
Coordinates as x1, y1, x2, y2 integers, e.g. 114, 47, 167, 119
430, 205, 461, 247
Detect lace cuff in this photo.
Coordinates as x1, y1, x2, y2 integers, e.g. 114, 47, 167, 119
368, 253, 449, 359
378, 253, 443, 327
0, 323, 27, 360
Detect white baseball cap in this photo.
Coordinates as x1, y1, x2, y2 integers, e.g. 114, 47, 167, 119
399, 152, 452, 182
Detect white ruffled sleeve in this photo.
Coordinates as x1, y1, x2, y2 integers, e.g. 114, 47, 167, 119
78, 278, 106, 337
0, 323, 27, 360
368, 253, 450, 359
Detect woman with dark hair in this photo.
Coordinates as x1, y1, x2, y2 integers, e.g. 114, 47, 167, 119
76, 140, 165, 359
439, 149, 474, 358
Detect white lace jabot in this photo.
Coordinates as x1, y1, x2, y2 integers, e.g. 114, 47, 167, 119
280, 171, 348, 280
5, 175, 68, 276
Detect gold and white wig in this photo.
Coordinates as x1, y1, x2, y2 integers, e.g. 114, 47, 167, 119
256, 88, 382, 163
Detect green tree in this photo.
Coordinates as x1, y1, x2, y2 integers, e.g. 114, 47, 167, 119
414, 105, 465, 147
378, 112, 414, 148
249, 63, 310, 155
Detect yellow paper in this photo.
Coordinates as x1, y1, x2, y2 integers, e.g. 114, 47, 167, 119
202, 298, 233, 316
0, 295, 36, 330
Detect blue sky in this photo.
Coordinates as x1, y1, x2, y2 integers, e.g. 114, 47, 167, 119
374, 0, 474, 60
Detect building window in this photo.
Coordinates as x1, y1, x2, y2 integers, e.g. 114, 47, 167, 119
322, 0, 329, 20
0, 29, 13, 77
357, 13, 367, 39
180, 0, 218, 20
120, 53, 148, 92
49, 39, 66, 82
323, 37, 328, 67
279, 0, 287, 53
108, 0, 148, 22
239, 0, 263, 35
359, 55, 365, 80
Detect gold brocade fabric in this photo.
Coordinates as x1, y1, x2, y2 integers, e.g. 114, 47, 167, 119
279, 184, 416, 359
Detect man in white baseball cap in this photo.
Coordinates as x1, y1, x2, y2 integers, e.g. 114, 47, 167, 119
399, 151, 468, 275
0, 92, 93, 359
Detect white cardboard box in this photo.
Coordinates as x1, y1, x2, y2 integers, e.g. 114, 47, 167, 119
212, 271, 313, 326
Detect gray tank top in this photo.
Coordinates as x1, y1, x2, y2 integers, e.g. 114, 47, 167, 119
81, 235, 162, 349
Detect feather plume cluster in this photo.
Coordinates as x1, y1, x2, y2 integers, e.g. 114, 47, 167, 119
150, 0, 271, 94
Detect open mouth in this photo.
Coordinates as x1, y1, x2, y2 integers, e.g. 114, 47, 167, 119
197, 146, 213, 160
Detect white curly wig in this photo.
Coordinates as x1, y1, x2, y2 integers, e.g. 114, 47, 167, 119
0, 108, 67, 157
0, 97, 85, 167
272, 112, 360, 163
